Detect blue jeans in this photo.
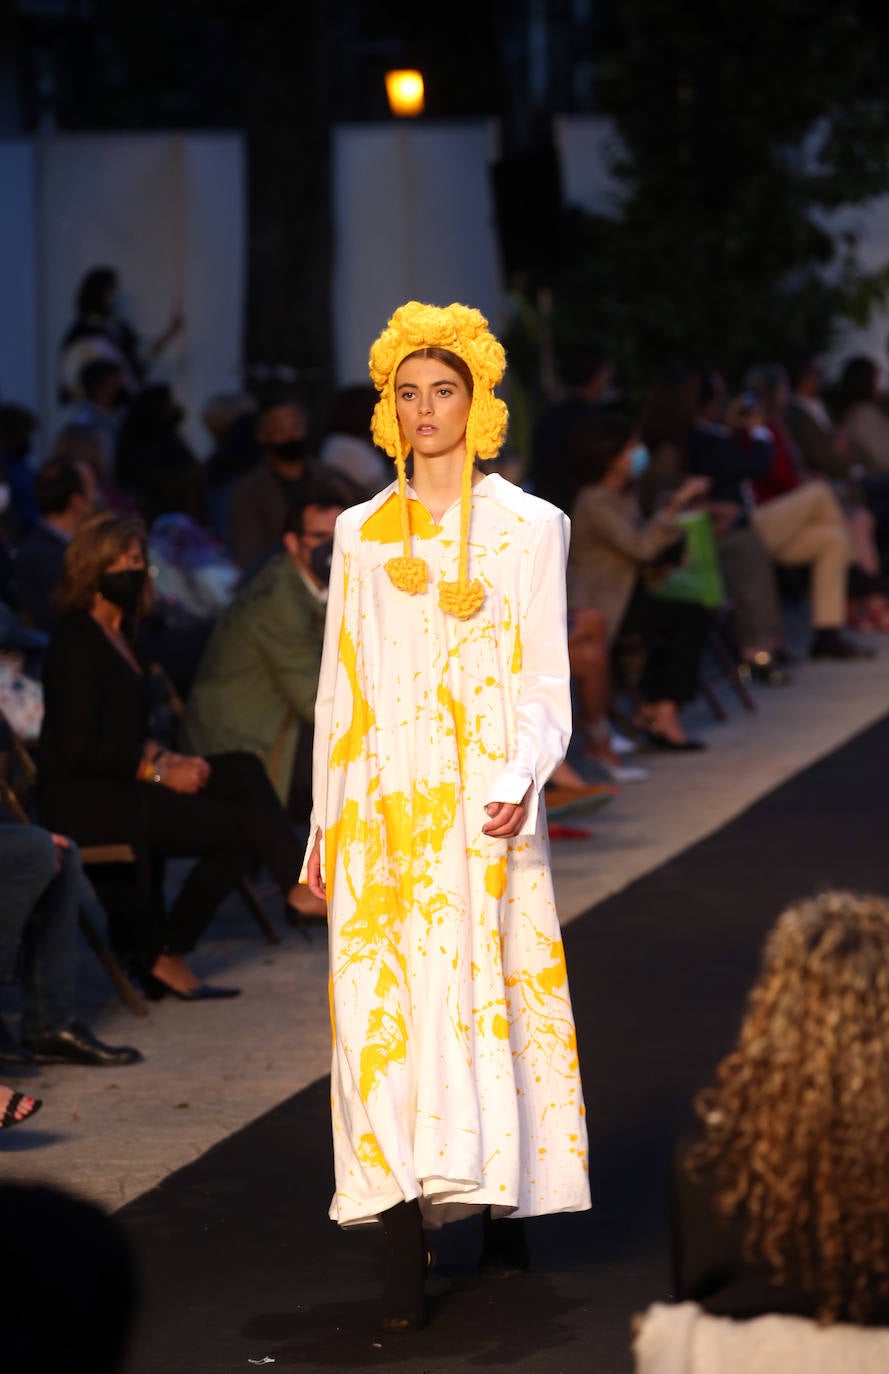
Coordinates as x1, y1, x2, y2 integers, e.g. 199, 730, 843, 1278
0, 824, 79, 1039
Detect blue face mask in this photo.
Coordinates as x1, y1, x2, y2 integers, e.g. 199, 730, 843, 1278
628, 443, 650, 479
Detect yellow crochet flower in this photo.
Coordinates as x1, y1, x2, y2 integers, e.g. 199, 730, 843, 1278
368, 301, 509, 618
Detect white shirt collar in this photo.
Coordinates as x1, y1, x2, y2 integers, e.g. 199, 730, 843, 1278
296, 563, 328, 604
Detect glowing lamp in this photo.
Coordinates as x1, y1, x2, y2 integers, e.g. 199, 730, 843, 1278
385, 69, 425, 118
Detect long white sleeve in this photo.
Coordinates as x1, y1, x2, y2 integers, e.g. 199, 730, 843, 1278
483, 510, 572, 835
299, 516, 349, 882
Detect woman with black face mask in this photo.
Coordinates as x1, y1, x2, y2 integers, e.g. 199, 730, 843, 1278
38, 512, 311, 998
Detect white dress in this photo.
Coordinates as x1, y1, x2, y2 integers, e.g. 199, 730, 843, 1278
307, 473, 591, 1227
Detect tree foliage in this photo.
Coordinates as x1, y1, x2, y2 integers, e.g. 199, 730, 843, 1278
553, 0, 889, 390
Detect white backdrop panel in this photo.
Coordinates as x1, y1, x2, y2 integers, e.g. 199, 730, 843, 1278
333, 121, 502, 385
37, 132, 244, 455
0, 140, 39, 410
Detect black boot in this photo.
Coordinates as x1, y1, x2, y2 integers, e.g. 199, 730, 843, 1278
479, 1208, 530, 1273
377, 1199, 428, 1333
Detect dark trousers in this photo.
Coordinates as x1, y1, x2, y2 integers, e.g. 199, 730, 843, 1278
0, 825, 80, 1038
40, 752, 302, 960
619, 582, 710, 705
287, 724, 314, 828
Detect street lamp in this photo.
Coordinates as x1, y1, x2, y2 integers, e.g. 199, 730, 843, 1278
385, 69, 425, 118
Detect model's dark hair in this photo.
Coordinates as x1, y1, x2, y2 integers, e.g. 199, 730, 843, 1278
76, 266, 117, 318
282, 471, 358, 536
566, 411, 637, 489
398, 347, 474, 396
36, 458, 87, 517
838, 356, 878, 413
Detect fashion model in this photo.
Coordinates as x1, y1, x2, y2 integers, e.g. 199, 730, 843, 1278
305, 301, 591, 1330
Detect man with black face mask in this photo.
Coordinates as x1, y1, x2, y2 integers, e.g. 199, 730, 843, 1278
183, 473, 355, 916
231, 397, 314, 571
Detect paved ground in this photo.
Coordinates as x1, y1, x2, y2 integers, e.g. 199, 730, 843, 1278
3, 639, 888, 1209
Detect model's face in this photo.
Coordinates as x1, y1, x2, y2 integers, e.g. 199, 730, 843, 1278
395, 358, 472, 463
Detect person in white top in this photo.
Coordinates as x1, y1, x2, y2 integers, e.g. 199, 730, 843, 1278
304, 301, 591, 1332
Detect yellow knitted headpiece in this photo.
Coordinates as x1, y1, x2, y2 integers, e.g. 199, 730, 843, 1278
369, 300, 508, 619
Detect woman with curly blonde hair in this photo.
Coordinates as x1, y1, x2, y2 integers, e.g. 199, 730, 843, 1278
672, 890, 889, 1328
304, 302, 590, 1331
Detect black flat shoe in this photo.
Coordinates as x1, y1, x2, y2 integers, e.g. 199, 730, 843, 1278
640, 729, 706, 752
23, 1020, 142, 1067
132, 963, 240, 1001
0, 1017, 35, 1068
741, 660, 791, 686
167, 984, 241, 1001
810, 629, 877, 660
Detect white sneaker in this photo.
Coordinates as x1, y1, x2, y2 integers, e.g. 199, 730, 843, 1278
608, 728, 639, 756
598, 758, 649, 783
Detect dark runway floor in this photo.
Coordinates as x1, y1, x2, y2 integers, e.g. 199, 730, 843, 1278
122, 714, 889, 1374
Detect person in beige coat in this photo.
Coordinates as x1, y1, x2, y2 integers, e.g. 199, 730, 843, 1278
567, 413, 711, 750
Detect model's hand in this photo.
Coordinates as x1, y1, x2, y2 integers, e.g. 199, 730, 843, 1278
482, 787, 532, 838
306, 833, 326, 901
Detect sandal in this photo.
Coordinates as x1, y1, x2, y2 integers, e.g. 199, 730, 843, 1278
1, 1091, 42, 1131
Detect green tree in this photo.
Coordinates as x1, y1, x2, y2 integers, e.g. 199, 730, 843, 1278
554, 0, 889, 390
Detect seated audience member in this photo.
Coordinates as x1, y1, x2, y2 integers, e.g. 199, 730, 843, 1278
0, 732, 141, 1067
201, 392, 258, 541
16, 458, 98, 633
231, 394, 315, 571
787, 348, 889, 537
38, 512, 318, 1001
567, 412, 711, 750
319, 386, 391, 497
837, 354, 889, 473
0, 403, 39, 540
184, 473, 352, 844
115, 383, 204, 524
785, 349, 857, 481
66, 358, 126, 479
0, 1182, 139, 1374
51, 421, 119, 505
59, 262, 183, 402
692, 372, 865, 663
530, 345, 613, 513
752, 364, 889, 633
670, 891, 889, 1335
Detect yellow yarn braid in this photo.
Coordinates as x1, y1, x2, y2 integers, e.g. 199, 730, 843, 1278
368, 301, 508, 618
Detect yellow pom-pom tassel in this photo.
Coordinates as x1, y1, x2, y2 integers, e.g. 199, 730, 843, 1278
386, 556, 429, 595
438, 578, 485, 619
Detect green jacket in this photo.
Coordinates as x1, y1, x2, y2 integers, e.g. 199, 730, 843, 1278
183, 552, 326, 801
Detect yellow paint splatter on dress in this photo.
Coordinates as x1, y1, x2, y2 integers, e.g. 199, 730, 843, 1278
485, 856, 508, 899
313, 477, 589, 1227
